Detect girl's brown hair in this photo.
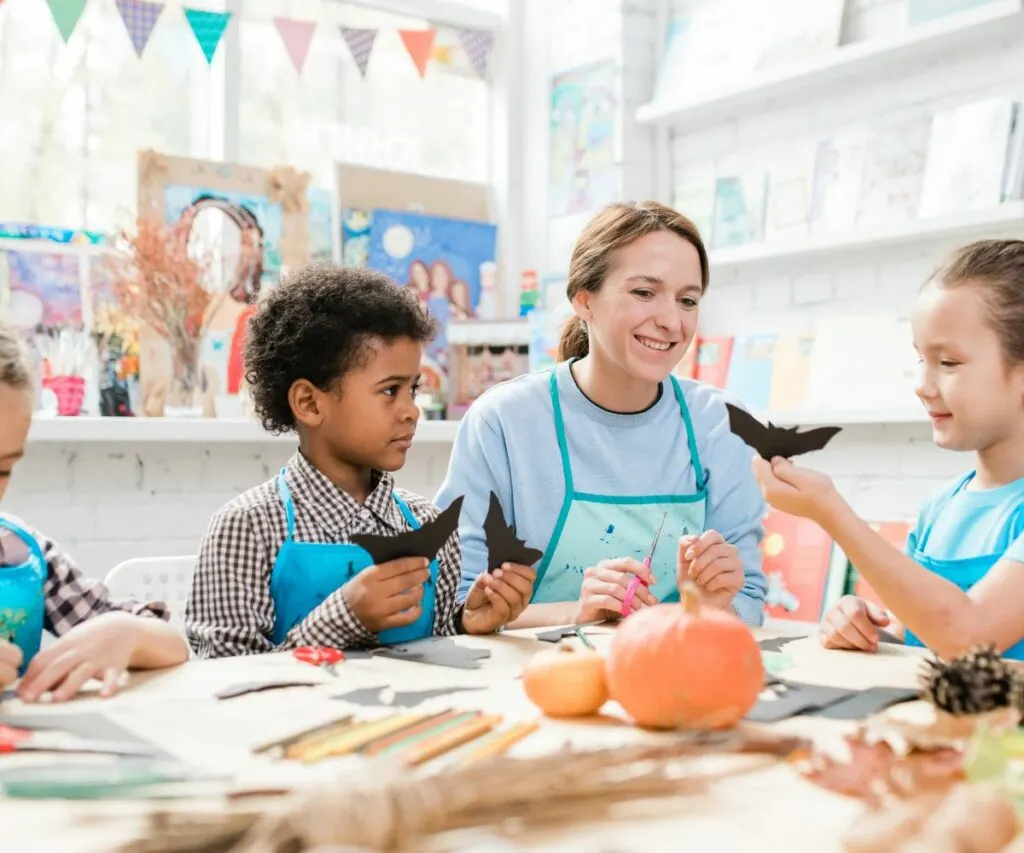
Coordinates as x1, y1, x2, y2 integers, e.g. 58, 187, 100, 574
931, 239, 1024, 365
557, 201, 710, 361
0, 319, 33, 392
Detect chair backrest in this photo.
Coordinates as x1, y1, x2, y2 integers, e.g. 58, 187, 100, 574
103, 555, 196, 632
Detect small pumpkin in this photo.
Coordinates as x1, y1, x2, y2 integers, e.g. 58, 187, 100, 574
605, 582, 764, 730
522, 644, 609, 717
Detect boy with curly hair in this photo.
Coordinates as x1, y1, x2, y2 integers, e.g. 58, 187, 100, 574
185, 264, 536, 657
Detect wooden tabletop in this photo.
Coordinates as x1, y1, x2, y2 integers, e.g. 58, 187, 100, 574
0, 621, 933, 853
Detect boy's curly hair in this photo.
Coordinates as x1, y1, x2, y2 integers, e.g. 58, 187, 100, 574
244, 263, 437, 433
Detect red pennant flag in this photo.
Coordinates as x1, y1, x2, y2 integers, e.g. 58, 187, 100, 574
398, 29, 435, 79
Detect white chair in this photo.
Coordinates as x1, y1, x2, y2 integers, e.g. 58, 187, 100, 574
103, 555, 197, 632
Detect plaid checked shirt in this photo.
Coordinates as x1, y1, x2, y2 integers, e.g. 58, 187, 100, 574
185, 452, 461, 658
1, 516, 168, 636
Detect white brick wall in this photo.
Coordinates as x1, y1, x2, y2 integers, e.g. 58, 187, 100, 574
6, 440, 450, 578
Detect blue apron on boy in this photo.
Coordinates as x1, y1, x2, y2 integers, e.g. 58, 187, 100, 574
269, 471, 437, 646
905, 472, 1024, 660
532, 371, 707, 604
0, 515, 46, 674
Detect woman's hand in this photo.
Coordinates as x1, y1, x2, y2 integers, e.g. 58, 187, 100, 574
575, 558, 658, 623
461, 563, 537, 634
678, 530, 743, 610
751, 456, 840, 523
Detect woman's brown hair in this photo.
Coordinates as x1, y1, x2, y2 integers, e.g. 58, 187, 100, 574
0, 319, 33, 392
930, 239, 1024, 365
557, 201, 710, 361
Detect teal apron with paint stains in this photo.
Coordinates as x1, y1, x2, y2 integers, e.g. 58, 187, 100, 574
269, 472, 437, 646
531, 372, 707, 604
0, 515, 46, 674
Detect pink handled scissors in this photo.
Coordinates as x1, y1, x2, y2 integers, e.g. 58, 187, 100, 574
621, 512, 668, 617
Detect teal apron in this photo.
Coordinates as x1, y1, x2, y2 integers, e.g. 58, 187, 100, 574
532, 372, 708, 604
0, 515, 46, 674
269, 471, 437, 646
905, 476, 1024, 660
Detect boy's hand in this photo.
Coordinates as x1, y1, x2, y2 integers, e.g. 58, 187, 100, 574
18, 612, 140, 703
461, 563, 536, 635
343, 557, 430, 633
677, 530, 743, 610
0, 641, 22, 689
819, 595, 890, 653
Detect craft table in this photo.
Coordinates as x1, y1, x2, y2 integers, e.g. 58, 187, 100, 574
0, 621, 932, 853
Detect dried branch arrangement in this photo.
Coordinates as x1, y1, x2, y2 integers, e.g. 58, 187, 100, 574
116, 729, 806, 853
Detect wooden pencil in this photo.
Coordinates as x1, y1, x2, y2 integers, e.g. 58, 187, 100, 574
400, 714, 502, 767
288, 713, 425, 763
373, 712, 481, 760
449, 720, 541, 768
357, 710, 461, 757
252, 714, 354, 755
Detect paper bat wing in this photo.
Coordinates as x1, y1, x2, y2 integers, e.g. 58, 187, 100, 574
725, 402, 841, 459
351, 496, 464, 565
725, 402, 775, 459
483, 492, 543, 570
775, 425, 842, 458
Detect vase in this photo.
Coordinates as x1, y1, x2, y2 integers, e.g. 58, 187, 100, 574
166, 339, 203, 418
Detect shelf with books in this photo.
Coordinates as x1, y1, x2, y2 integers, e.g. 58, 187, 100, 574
27, 417, 462, 445
708, 202, 1024, 270
636, 0, 1024, 128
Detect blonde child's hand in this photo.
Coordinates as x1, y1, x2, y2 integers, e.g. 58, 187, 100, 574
820, 595, 891, 653
0, 641, 21, 689
17, 612, 141, 703
343, 557, 431, 633
461, 563, 536, 635
677, 530, 743, 610
751, 456, 839, 522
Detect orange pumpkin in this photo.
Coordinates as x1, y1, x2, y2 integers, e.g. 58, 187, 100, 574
605, 582, 763, 729
522, 644, 609, 717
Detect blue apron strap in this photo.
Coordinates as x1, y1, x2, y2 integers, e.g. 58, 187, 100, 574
548, 369, 575, 494
670, 375, 708, 490
0, 516, 47, 570
391, 492, 421, 530
275, 469, 297, 540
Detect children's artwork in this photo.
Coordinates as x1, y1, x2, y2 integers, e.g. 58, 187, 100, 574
366, 209, 498, 376
350, 497, 464, 566
725, 403, 841, 460
341, 208, 372, 266
89, 257, 141, 417
548, 60, 618, 217
483, 492, 544, 570
307, 187, 335, 264
1, 251, 83, 328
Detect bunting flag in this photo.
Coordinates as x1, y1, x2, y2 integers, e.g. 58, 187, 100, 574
184, 8, 231, 64
457, 28, 494, 79
273, 17, 315, 73
45, 0, 87, 42
398, 29, 435, 79
339, 26, 376, 77
115, 0, 164, 57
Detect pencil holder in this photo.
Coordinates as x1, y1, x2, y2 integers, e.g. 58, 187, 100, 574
43, 375, 85, 417
0, 516, 46, 675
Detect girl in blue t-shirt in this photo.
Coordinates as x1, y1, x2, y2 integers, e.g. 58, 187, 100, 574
753, 239, 1024, 660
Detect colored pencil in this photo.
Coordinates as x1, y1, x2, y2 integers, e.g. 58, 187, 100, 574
251, 714, 353, 755
374, 712, 481, 760
289, 713, 427, 763
449, 720, 541, 768
398, 714, 502, 767
357, 710, 461, 757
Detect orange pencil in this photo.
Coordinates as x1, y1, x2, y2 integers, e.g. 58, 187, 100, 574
358, 710, 461, 757
449, 720, 541, 768
400, 714, 502, 767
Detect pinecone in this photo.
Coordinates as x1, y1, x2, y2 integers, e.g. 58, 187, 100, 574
919, 646, 1022, 715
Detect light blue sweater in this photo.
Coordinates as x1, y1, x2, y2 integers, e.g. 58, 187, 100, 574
433, 361, 768, 626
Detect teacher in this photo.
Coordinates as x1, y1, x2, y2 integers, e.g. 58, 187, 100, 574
434, 201, 767, 627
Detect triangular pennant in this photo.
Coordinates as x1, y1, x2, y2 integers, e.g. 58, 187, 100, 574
273, 17, 315, 73
456, 28, 494, 79
114, 0, 164, 57
183, 8, 230, 64
46, 0, 87, 43
398, 29, 436, 79
339, 26, 376, 77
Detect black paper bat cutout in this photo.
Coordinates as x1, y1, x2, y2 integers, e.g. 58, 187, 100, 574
725, 402, 841, 460
483, 491, 543, 570
351, 496, 463, 566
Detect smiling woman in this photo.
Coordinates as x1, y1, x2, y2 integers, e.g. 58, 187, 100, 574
434, 201, 769, 630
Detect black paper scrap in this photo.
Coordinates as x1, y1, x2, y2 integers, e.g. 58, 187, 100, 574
372, 637, 491, 670
726, 403, 841, 461
215, 680, 320, 701
351, 496, 464, 566
483, 492, 543, 571
758, 636, 798, 653
333, 685, 486, 708
745, 681, 856, 723
807, 686, 920, 720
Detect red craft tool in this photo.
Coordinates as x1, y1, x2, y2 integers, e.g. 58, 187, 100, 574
621, 511, 668, 617
292, 646, 343, 676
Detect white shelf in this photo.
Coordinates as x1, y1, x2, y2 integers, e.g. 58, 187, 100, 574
447, 319, 531, 345
637, 0, 1024, 127
762, 409, 928, 428
708, 203, 1024, 270
28, 417, 462, 444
